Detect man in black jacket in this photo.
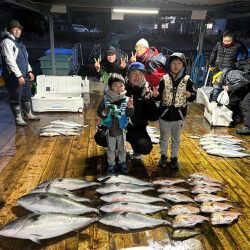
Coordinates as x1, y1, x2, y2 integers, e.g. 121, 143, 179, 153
125, 62, 158, 158
209, 30, 248, 102
220, 68, 250, 134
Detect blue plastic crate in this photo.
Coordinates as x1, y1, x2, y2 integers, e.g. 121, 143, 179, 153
45, 48, 73, 55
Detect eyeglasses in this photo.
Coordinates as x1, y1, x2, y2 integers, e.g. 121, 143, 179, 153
135, 45, 145, 49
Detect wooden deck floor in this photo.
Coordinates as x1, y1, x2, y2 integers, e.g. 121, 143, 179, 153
0, 78, 249, 250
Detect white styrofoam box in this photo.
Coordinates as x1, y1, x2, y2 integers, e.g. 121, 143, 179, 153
204, 102, 233, 127
196, 86, 213, 105
36, 75, 89, 96
32, 94, 84, 113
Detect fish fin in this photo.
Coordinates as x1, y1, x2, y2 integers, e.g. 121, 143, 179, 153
30, 235, 42, 244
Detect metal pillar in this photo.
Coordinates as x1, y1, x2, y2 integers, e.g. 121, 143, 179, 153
48, 15, 56, 75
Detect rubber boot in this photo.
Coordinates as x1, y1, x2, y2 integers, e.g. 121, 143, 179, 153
22, 101, 40, 120
10, 105, 27, 126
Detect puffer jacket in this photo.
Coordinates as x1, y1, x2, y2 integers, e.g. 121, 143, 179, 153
136, 47, 167, 87
209, 41, 248, 70
221, 68, 250, 93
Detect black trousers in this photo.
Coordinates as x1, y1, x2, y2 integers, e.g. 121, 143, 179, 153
242, 92, 250, 128
126, 127, 153, 155
3, 72, 31, 106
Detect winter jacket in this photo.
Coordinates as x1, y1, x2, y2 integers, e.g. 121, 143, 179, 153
96, 55, 127, 79
209, 41, 248, 70
125, 78, 158, 130
136, 47, 167, 87
97, 94, 134, 137
221, 68, 250, 93
0, 32, 32, 78
155, 52, 196, 121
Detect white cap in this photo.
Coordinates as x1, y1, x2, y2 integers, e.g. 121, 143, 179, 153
136, 38, 149, 49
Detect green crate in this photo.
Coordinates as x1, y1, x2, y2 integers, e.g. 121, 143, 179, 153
39, 54, 72, 69
41, 68, 71, 76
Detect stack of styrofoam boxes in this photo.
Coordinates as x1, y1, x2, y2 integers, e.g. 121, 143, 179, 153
32, 75, 89, 112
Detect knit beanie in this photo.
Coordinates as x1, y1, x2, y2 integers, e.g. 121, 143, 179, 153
136, 38, 149, 49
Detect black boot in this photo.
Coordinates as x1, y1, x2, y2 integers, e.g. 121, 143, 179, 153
170, 157, 179, 169
158, 155, 167, 168
236, 127, 250, 135
10, 105, 27, 126
22, 101, 40, 120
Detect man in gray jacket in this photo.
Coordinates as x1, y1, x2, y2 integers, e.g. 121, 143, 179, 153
0, 20, 39, 126
221, 68, 250, 134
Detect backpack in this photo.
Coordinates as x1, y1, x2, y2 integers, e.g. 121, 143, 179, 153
236, 59, 250, 73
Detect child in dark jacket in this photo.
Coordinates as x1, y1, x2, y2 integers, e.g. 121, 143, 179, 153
153, 52, 196, 169
97, 73, 134, 174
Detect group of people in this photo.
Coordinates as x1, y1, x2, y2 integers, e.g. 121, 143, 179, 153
1, 19, 249, 176
95, 40, 197, 174
208, 30, 250, 134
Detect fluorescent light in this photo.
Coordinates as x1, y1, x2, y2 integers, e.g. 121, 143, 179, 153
112, 8, 158, 14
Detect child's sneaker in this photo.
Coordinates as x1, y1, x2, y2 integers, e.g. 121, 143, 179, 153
119, 162, 129, 174
157, 155, 167, 168
106, 164, 116, 175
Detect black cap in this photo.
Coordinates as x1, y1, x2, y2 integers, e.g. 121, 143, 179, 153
8, 20, 23, 30
106, 45, 116, 55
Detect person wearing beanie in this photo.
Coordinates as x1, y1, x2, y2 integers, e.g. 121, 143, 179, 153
0, 20, 39, 126
94, 45, 127, 82
130, 38, 167, 87
152, 52, 196, 169
96, 73, 134, 174
125, 62, 159, 159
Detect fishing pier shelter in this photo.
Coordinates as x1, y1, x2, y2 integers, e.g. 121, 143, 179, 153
0, 0, 250, 249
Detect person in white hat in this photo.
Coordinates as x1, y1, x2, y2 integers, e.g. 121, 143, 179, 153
130, 38, 167, 88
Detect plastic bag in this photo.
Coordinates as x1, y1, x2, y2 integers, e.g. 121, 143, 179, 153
217, 90, 229, 105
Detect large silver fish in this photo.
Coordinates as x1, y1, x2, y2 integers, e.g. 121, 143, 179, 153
0, 213, 97, 244
38, 178, 100, 190
152, 178, 186, 186
99, 212, 170, 230
99, 202, 168, 214
194, 194, 229, 203
200, 202, 233, 213
30, 186, 91, 203
200, 137, 242, 144
191, 186, 223, 194
157, 185, 189, 193
100, 192, 165, 203
168, 205, 200, 216
96, 183, 154, 194
210, 211, 244, 225
206, 149, 249, 158
50, 119, 86, 127
98, 175, 153, 186
172, 214, 209, 228
202, 144, 245, 152
159, 193, 194, 203
17, 193, 98, 214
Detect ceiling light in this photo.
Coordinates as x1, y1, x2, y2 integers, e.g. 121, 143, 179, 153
112, 8, 158, 14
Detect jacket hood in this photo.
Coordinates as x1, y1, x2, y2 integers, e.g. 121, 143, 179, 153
166, 52, 187, 71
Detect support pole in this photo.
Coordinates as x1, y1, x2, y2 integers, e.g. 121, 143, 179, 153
48, 15, 56, 75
